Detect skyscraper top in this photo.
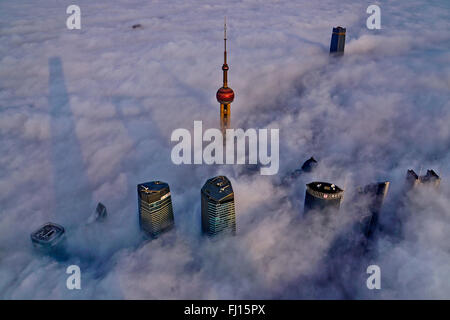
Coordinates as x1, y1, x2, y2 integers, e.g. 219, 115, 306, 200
419, 169, 441, 188
420, 169, 440, 182
405, 169, 440, 190
330, 26, 346, 55
138, 181, 170, 202
139, 181, 168, 192
301, 156, 318, 173
306, 182, 344, 199
358, 181, 390, 197
31, 222, 65, 248
201, 176, 234, 203
333, 26, 346, 34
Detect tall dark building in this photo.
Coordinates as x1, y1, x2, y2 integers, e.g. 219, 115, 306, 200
405, 169, 419, 191
201, 176, 236, 237
31, 222, 65, 249
405, 169, 441, 191
420, 169, 441, 189
357, 182, 390, 237
304, 182, 344, 214
95, 202, 107, 221
330, 26, 346, 55
301, 156, 318, 173
283, 156, 318, 183
137, 181, 175, 238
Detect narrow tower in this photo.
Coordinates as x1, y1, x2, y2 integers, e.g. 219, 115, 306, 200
357, 181, 390, 238
330, 26, 346, 55
216, 18, 235, 139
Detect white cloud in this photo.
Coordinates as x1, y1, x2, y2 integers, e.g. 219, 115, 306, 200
0, 0, 449, 299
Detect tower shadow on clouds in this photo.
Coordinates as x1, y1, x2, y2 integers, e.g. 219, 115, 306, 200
49, 57, 94, 228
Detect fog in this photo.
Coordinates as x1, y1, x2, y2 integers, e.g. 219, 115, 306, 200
0, 0, 449, 299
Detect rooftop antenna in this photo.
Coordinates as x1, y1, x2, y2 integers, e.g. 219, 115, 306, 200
224, 17, 227, 41
224, 16, 227, 64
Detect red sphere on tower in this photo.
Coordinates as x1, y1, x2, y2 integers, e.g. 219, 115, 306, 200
216, 86, 234, 104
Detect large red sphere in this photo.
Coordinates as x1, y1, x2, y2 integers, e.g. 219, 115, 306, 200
216, 87, 234, 104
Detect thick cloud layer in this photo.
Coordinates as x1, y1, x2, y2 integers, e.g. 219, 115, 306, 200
0, 0, 449, 299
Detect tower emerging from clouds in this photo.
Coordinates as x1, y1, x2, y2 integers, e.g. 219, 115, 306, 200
330, 26, 346, 55
405, 169, 441, 192
216, 18, 235, 140
31, 222, 65, 250
357, 181, 390, 238
304, 182, 344, 215
419, 169, 441, 189
138, 181, 175, 238
201, 176, 236, 237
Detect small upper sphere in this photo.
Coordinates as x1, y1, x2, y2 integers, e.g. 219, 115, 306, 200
216, 87, 234, 104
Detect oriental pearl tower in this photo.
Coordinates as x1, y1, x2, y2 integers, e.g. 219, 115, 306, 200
216, 18, 234, 141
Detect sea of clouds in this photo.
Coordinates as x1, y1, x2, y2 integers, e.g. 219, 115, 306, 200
0, 0, 449, 299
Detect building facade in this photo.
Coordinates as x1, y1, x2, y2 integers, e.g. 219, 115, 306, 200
137, 181, 175, 238
330, 26, 346, 55
357, 181, 390, 238
201, 176, 236, 237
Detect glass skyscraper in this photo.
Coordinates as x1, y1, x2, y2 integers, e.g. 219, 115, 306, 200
330, 26, 346, 55
201, 176, 236, 237
137, 181, 175, 238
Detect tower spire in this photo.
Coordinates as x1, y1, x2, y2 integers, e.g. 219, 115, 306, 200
222, 17, 228, 88
216, 17, 234, 141
224, 17, 227, 60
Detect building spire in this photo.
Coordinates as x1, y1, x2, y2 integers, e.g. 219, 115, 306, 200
224, 17, 227, 62
222, 16, 228, 88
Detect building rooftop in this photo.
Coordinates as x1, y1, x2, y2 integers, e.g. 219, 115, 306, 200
138, 181, 169, 193
138, 181, 171, 203
406, 169, 419, 180
201, 176, 234, 203
307, 182, 343, 194
95, 202, 107, 220
405, 169, 440, 190
420, 169, 440, 182
30, 222, 65, 247
358, 181, 390, 196
333, 26, 346, 32
301, 156, 318, 173
419, 169, 441, 188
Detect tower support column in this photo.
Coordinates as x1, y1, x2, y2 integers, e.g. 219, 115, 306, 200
220, 103, 230, 134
